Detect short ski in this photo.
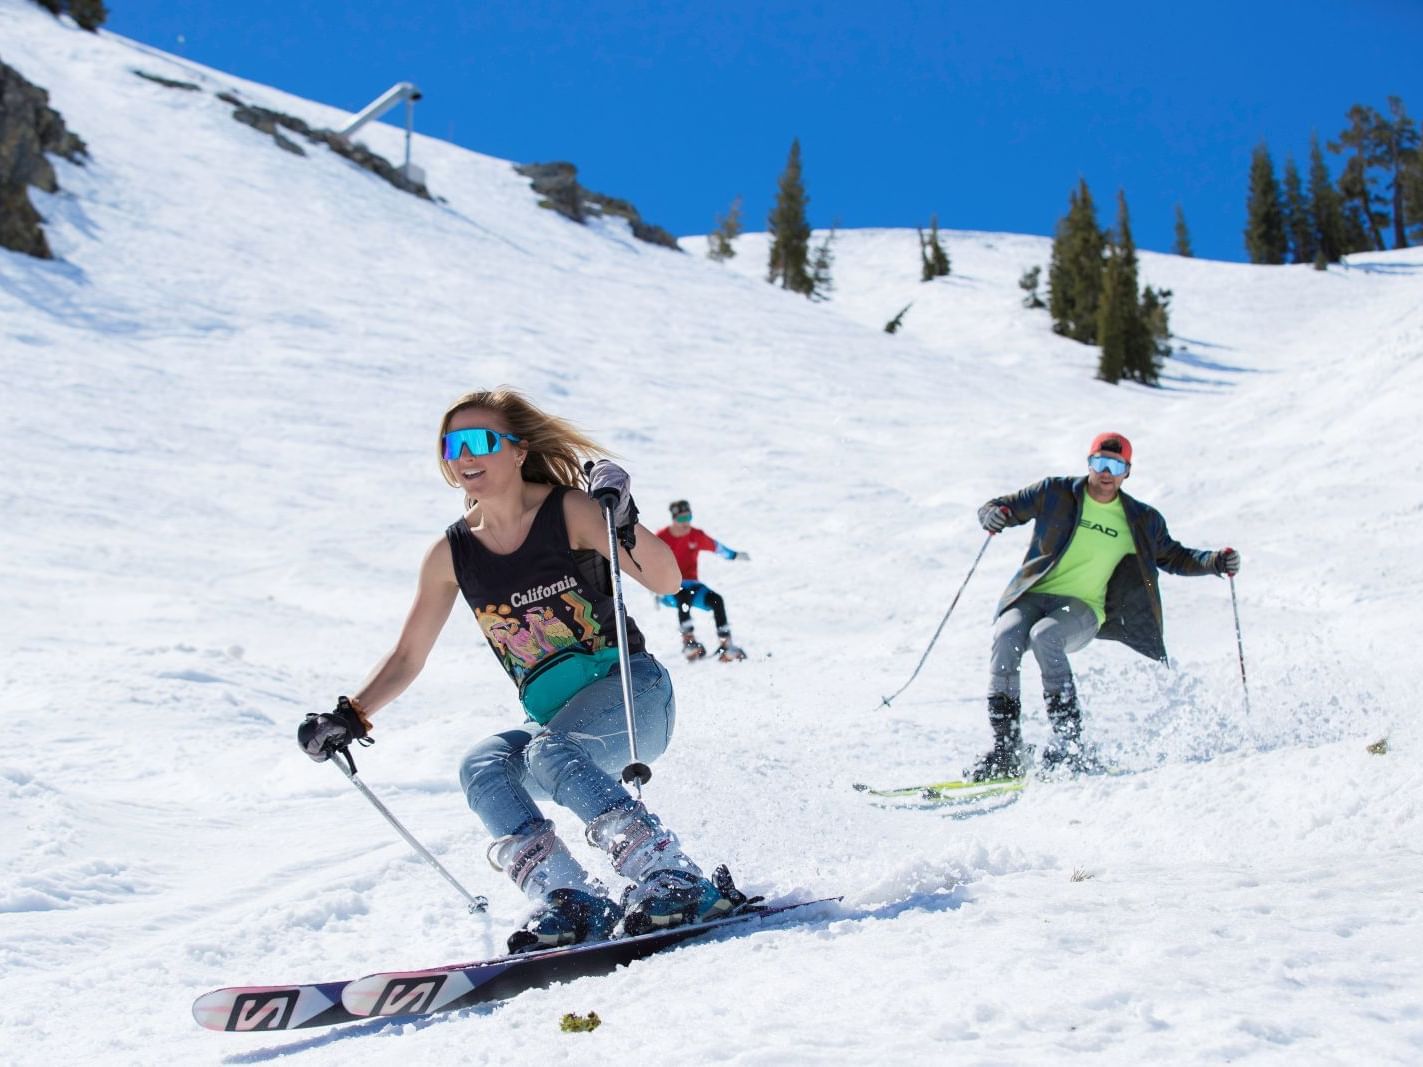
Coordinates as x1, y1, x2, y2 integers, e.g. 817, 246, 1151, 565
193, 896, 838, 1033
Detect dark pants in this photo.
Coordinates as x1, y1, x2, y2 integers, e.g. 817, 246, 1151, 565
670, 581, 729, 634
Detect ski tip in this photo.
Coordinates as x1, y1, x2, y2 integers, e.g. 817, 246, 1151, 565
850, 782, 869, 792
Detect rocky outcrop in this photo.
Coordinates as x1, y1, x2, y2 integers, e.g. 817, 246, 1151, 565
1, 58, 88, 258
132, 69, 201, 92
515, 161, 680, 251
217, 91, 432, 199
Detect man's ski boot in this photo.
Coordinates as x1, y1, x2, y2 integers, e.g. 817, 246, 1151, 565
715, 630, 747, 662
967, 693, 1026, 781
1039, 688, 1105, 776
585, 803, 745, 936
681, 628, 707, 662
488, 819, 621, 954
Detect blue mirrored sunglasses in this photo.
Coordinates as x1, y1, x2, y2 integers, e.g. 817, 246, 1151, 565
1088, 454, 1129, 477
443, 427, 522, 460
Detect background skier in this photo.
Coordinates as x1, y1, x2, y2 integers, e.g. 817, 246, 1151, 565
655, 499, 751, 662
971, 432, 1240, 779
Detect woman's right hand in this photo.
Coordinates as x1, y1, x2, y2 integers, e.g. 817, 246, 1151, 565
298, 697, 371, 762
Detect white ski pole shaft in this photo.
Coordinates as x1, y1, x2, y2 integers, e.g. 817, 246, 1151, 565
596, 499, 651, 794
331, 748, 488, 913
878, 532, 995, 711
1228, 575, 1251, 717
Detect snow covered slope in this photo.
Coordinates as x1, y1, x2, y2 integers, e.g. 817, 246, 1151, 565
3, 2, 1421, 1062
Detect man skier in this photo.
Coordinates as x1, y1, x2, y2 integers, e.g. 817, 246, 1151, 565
655, 500, 750, 662
970, 432, 1240, 779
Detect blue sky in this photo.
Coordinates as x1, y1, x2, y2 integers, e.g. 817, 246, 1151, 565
109, 0, 1422, 261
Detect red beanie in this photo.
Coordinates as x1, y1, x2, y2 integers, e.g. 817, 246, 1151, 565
1089, 432, 1133, 463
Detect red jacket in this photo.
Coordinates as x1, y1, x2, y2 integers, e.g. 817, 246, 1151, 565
655, 526, 720, 581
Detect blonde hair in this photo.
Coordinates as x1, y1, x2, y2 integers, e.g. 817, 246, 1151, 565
438, 388, 611, 504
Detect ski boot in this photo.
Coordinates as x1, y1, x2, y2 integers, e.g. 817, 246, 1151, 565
681, 626, 707, 662
966, 693, 1026, 781
508, 888, 623, 954
488, 820, 622, 954
1039, 688, 1105, 776
715, 631, 747, 663
585, 803, 743, 936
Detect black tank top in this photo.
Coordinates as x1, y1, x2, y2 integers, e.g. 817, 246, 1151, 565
445, 486, 645, 710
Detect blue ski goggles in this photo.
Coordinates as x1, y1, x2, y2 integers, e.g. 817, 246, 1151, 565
1088, 454, 1129, 477
442, 427, 522, 460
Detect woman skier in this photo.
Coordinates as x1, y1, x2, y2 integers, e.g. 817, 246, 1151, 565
297, 388, 744, 953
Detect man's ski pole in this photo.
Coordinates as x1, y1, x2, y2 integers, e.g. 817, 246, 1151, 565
1228, 574, 1251, 717
878, 532, 995, 711
588, 466, 652, 795
329, 745, 489, 913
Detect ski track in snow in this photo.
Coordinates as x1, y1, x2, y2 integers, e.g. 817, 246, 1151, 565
3, 3, 1423, 1063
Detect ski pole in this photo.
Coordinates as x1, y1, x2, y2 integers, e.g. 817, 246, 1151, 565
588, 472, 652, 795
1228, 574, 1251, 717
329, 745, 489, 913
877, 532, 995, 712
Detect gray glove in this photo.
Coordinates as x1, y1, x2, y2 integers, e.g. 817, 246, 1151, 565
297, 697, 370, 762
586, 460, 639, 549
1214, 547, 1241, 576
735, 551, 751, 562
981, 506, 1012, 534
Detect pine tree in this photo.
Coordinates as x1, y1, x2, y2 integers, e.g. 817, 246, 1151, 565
1403, 149, 1423, 246
1330, 104, 1388, 250
809, 226, 835, 302
1376, 97, 1419, 249
1244, 143, 1288, 264
1097, 190, 1155, 385
1141, 286, 1173, 360
1308, 132, 1346, 263
33, 0, 64, 15
707, 196, 743, 262
1018, 266, 1046, 309
766, 139, 813, 296
884, 303, 912, 334
917, 215, 950, 281
1047, 179, 1105, 343
1281, 156, 1315, 264
1338, 157, 1378, 253
1173, 204, 1193, 257
68, 0, 108, 30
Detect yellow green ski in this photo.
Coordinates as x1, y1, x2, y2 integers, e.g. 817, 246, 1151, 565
852, 775, 1026, 805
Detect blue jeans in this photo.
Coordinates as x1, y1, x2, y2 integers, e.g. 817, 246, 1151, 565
459, 653, 675, 838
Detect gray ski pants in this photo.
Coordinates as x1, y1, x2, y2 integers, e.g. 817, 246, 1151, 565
988, 592, 1100, 698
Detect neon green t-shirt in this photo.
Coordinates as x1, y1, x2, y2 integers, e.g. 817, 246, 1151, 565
1029, 493, 1134, 625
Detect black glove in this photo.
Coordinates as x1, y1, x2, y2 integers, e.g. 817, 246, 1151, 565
586, 460, 639, 550
298, 696, 371, 762
1214, 547, 1241, 576
981, 506, 1012, 534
